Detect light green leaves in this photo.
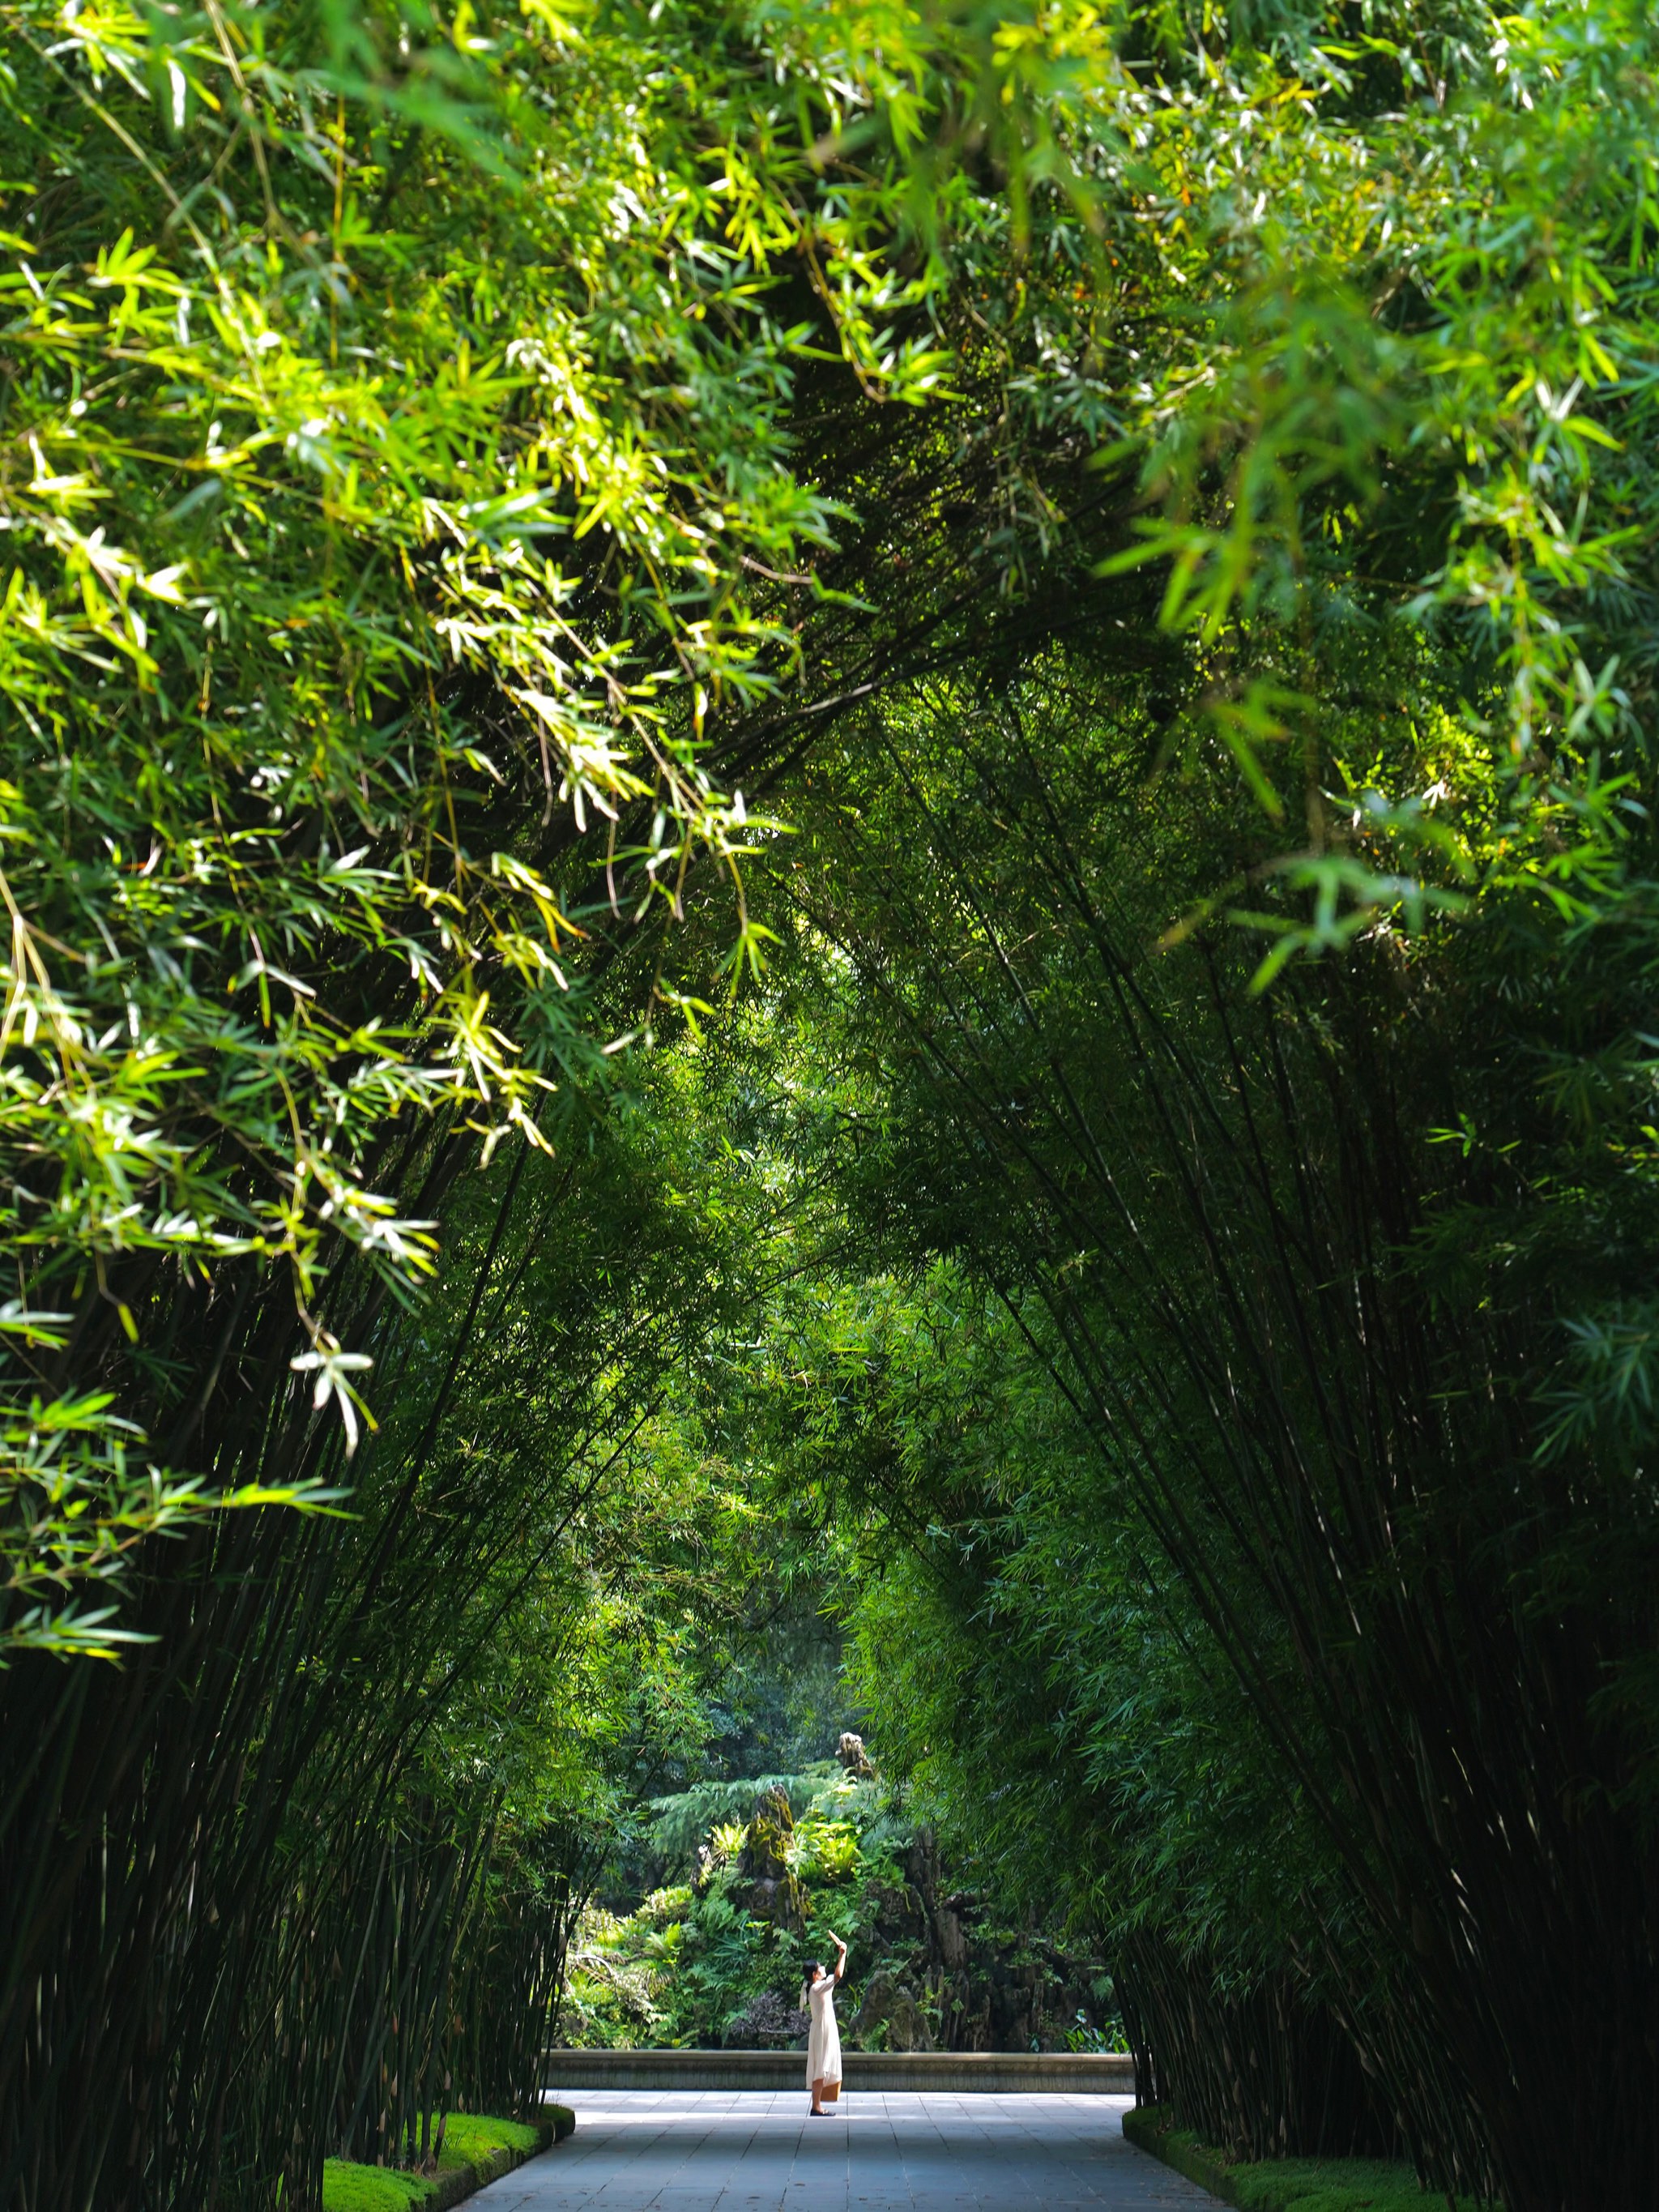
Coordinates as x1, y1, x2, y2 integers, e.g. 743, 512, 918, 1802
0, 1379, 344, 1662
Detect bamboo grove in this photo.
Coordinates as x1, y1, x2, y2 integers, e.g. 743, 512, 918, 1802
2, 2, 1657, 2209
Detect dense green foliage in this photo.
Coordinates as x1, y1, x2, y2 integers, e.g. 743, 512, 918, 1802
566, 1766, 895, 2048
6, 0, 1659, 2207
567, 1757, 1120, 2055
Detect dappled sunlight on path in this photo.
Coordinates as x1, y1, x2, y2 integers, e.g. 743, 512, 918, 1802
481, 2091, 1219, 2211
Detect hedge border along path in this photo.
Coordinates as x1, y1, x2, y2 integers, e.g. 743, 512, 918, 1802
1121, 2107, 1499, 2212
322, 2108, 576, 2211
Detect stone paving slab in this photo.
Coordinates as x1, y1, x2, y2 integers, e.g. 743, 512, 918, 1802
472, 2090, 1221, 2211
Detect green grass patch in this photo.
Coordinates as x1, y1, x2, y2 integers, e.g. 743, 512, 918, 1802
434, 2113, 542, 2168
1229, 2157, 1483, 2212
321, 2113, 547, 2211
1124, 2108, 1495, 2212
320, 2161, 433, 2212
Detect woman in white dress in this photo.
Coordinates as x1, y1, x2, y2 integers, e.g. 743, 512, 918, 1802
803, 1932, 847, 2115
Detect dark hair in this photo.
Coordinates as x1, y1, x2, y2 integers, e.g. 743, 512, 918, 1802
808, 1962, 825, 1981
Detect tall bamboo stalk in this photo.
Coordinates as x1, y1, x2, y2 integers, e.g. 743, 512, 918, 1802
778, 679, 1659, 2209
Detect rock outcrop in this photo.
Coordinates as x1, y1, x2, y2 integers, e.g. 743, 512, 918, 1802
840, 1826, 1107, 2055
722, 1988, 810, 2049
849, 1967, 935, 2052
837, 1732, 876, 1779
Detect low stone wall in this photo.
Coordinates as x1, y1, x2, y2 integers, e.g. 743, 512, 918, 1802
542, 2048, 1134, 2094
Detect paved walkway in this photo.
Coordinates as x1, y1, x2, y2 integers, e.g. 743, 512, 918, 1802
480, 2091, 1221, 2210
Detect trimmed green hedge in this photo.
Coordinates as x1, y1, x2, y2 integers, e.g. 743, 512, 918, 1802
1122, 2107, 1496, 2212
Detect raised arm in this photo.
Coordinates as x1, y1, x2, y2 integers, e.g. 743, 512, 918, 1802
832, 1933, 848, 1983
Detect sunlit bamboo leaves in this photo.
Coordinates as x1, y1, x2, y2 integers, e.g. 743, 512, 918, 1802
0, 0, 943, 1643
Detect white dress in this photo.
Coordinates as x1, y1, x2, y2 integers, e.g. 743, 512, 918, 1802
804, 1974, 842, 2086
